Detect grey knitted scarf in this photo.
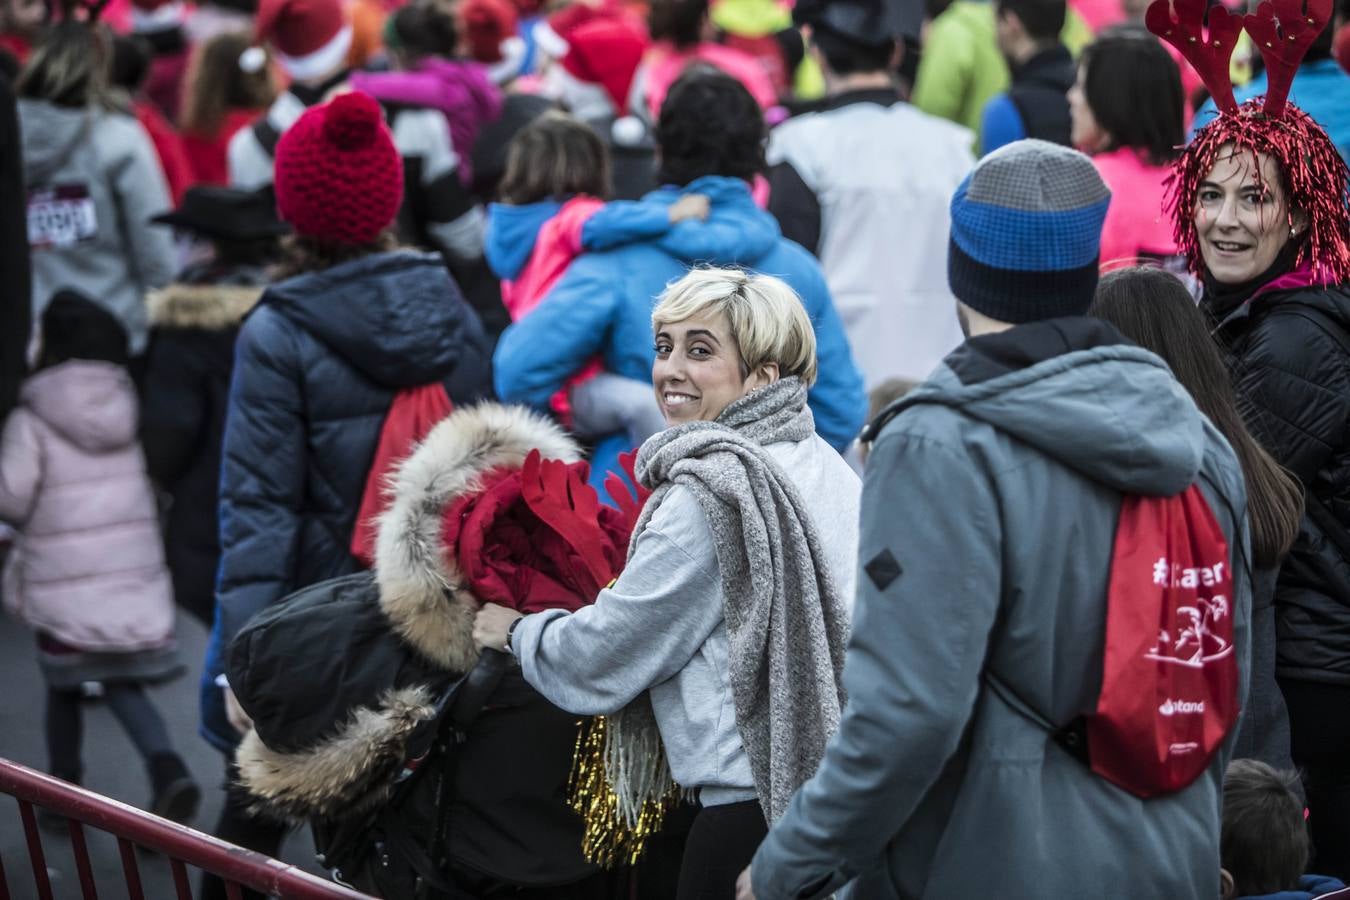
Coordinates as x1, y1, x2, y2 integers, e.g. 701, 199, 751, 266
604, 377, 850, 825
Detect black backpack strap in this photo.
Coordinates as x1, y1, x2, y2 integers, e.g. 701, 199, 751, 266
251, 116, 283, 159
980, 668, 1090, 765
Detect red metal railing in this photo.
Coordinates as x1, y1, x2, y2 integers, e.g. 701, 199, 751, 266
0, 758, 371, 900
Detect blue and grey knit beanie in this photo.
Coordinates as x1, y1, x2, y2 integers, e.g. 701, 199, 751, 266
948, 139, 1111, 324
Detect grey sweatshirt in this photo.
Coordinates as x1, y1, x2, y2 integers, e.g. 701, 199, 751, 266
514, 432, 860, 805
20, 101, 176, 355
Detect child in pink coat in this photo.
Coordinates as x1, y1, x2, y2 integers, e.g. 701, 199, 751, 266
485, 111, 708, 444
0, 291, 199, 824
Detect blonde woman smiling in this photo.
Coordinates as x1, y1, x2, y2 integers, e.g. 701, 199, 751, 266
474, 267, 860, 900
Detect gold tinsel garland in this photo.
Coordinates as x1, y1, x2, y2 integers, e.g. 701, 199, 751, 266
568, 716, 678, 868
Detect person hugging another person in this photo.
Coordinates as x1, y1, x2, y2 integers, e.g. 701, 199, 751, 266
486, 109, 710, 448
474, 268, 860, 900
493, 68, 866, 489
0, 291, 199, 825
1223, 761, 1348, 900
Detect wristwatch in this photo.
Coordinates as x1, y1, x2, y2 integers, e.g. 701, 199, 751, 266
505, 616, 523, 656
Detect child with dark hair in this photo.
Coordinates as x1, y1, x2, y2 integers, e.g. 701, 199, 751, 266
0, 290, 199, 824
1223, 760, 1346, 899
485, 109, 709, 446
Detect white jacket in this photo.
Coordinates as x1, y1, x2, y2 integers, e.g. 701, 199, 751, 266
768, 97, 974, 388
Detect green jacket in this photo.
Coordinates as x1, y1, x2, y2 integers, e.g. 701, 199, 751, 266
912, 0, 1092, 144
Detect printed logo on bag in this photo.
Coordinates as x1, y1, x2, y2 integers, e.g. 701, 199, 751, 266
27, 184, 99, 249
1146, 557, 1232, 667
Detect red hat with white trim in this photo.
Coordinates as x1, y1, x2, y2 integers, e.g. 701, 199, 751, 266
249, 0, 352, 80
557, 17, 647, 115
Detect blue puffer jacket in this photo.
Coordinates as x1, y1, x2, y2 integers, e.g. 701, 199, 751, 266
200, 251, 493, 752
493, 176, 867, 483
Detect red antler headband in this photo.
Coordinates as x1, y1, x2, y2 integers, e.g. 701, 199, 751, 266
1146, 0, 1350, 284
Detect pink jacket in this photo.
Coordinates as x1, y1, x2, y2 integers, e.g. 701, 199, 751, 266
0, 362, 174, 652
500, 195, 606, 321
1093, 148, 1182, 272
642, 41, 778, 118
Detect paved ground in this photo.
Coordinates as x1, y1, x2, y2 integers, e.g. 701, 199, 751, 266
0, 608, 323, 899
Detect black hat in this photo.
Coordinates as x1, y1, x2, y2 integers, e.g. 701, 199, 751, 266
794, 0, 895, 48
152, 185, 290, 242
41, 290, 129, 366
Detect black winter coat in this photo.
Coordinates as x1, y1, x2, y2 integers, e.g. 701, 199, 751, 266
203, 250, 493, 750
1206, 283, 1350, 684
141, 268, 263, 625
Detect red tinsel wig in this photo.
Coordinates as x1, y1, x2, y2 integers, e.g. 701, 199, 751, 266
1169, 100, 1350, 284
1148, 0, 1350, 285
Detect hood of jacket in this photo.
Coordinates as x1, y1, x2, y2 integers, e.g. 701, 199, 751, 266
1238, 874, 1348, 900
485, 200, 563, 281
21, 361, 138, 452
263, 250, 483, 388
148, 282, 263, 331
642, 176, 781, 265
374, 403, 580, 672
17, 100, 94, 185
894, 318, 1207, 497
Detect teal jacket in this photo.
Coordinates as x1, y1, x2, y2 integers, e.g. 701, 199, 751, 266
751, 318, 1251, 899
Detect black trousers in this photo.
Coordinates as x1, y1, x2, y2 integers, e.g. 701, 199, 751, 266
1283, 679, 1350, 880
675, 800, 767, 900
199, 760, 288, 900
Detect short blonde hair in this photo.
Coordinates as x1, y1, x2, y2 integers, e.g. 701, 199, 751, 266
651, 268, 818, 387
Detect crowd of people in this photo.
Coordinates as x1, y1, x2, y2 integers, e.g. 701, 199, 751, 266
2, 0, 1350, 895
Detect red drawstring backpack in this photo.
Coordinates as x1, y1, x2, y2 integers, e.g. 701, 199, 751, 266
1088, 484, 1239, 797
989, 484, 1240, 798
350, 384, 455, 567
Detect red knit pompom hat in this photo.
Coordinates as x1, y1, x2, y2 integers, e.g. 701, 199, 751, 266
273, 91, 404, 245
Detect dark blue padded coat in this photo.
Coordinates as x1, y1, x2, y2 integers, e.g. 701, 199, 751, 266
199, 250, 493, 752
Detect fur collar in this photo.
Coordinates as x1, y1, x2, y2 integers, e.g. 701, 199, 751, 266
374, 403, 580, 673
236, 404, 580, 821
236, 686, 435, 822
147, 283, 262, 330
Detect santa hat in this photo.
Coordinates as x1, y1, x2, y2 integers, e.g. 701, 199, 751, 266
246, 0, 352, 80
274, 91, 404, 244
557, 17, 647, 116
533, 0, 631, 60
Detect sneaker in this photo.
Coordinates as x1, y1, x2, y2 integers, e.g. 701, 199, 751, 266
148, 754, 200, 824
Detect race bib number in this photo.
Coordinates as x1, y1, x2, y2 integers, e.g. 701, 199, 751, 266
28, 184, 98, 249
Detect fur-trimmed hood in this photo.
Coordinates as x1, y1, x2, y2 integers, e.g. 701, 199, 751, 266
375, 403, 580, 673
235, 404, 581, 822
148, 282, 263, 331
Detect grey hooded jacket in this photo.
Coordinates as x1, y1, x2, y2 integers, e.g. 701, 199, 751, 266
20, 101, 176, 355
750, 318, 1252, 900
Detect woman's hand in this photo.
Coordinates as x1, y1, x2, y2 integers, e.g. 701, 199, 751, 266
735, 867, 757, 900
223, 686, 253, 735
473, 603, 523, 652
